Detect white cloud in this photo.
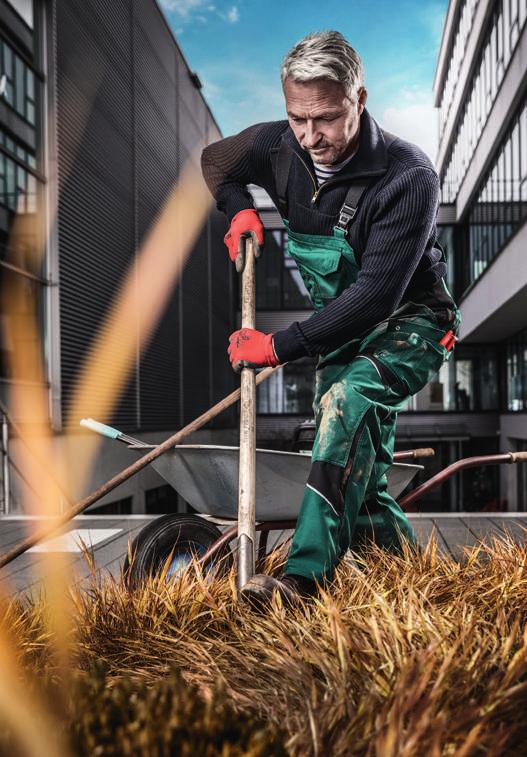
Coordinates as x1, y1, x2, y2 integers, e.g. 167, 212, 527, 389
159, 0, 239, 24
379, 91, 439, 164
159, 0, 207, 18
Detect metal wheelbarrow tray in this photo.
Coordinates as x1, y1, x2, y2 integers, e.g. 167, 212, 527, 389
147, 444, 422, 521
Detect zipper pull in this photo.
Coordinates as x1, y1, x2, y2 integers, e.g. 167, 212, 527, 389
311, 189, 320, 205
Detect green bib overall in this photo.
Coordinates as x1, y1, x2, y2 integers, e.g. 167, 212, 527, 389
282, 220, 461, 582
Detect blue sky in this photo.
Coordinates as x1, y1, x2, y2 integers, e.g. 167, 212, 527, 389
158, 0, 448, 162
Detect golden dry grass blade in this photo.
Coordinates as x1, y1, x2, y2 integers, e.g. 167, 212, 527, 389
0, 591, 68, 756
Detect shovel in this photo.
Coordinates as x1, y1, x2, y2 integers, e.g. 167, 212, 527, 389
236, 236, 257, 590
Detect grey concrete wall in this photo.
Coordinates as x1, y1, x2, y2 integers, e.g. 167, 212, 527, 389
458, 225, 527, 341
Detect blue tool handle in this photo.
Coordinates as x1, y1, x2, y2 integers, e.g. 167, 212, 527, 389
80, 418, 121, 440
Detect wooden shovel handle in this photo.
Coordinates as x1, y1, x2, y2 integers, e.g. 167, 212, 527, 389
237, 236, 257, 589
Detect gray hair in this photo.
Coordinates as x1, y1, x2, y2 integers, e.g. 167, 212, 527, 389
280, 31, 364, 100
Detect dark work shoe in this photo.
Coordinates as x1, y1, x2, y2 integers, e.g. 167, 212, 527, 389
240, 573, 317, 609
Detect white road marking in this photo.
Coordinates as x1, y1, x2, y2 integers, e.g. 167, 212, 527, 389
28, 529, 122, 553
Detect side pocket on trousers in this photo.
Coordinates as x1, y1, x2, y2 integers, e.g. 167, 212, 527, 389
364, 334, 446, 397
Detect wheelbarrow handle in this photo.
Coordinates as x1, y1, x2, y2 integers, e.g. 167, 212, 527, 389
410, 447, 435, 458
80, 418, 121, 439
509, 451, 527, 463
394, 448, 435, 461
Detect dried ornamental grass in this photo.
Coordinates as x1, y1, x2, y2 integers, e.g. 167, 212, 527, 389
1, 532, 526, 755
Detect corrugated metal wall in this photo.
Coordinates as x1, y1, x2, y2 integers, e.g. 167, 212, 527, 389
54, 0, 234, 431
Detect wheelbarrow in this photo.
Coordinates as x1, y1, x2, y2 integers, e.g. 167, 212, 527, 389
79, 418, 431, 585
78, 417, 527, 587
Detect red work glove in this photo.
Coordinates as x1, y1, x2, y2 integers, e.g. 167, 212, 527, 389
228, 328, 280, 372
224, 209, 264, 268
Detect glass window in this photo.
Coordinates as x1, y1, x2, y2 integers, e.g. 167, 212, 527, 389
441, 2, 527, 203
511, 120, 521, 214
256, 359, 316, 414
5, 159, 15, 210
0, 39, 37, 125
455, 360, 474, 411
3, 42, 12, 78
26, 173, 36, 213
405, 343, 499, 413
15, 56, 25, 115
520, 108, 527, 185
249, 229, 311, 310
0, 128, 38, 215
2, 42, 14, 108
504, 134, 512, 202
503, 0, 511, 61
438, 0, 480, 145
0, 154, 4, 203
26, 68, 34, 99
26, 69, 35, 125
490, 23, 498, 97
459, 99, 527, 294
496, 147, 504, 246
505, 329, 527, 412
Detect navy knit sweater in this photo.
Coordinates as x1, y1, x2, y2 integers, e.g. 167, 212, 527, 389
201, 108, 455, 362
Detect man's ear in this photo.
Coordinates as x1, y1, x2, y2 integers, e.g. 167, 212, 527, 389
358, 87, 368, 113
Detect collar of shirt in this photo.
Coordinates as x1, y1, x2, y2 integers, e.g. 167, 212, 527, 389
283, 108, 391, 182
312, 148, 358, 186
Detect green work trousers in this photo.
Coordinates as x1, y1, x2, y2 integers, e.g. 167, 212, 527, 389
284, 311, 460, 582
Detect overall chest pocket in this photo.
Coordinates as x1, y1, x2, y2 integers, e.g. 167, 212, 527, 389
289, 246, 357, 309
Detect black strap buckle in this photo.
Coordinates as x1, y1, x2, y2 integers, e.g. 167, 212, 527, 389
335, 202, 357, 231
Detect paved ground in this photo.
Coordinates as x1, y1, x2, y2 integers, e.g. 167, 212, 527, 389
0, 513, 526, 597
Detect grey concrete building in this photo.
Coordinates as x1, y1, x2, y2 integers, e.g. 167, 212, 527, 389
434, 0, 527, 511
0, 0, 235, 515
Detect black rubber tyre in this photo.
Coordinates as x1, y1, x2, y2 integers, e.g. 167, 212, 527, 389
123, 514, 233, 589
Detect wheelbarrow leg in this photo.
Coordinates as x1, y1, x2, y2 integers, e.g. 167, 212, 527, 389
198, 525, 238, 566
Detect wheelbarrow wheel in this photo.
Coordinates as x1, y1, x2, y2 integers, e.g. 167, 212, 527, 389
123, 513, 233, 588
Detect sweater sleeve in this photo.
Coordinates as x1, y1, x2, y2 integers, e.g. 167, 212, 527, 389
272, 166, 441, 362
200, 121, 287, 221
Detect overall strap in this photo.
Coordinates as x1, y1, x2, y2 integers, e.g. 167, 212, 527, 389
271, 130, 398, 226
334, 180, 373, 232
270, 140, 294, 215
335, 131, 397, 234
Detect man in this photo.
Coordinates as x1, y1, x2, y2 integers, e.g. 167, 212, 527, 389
201, 31, 461, 606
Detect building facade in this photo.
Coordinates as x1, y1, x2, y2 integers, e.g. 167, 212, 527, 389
0, 0, 236, 514
434, 0, 527, 511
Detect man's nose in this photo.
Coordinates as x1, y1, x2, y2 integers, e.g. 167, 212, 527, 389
303, 121, 321, 149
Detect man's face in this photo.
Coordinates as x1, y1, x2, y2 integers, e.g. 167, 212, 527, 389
283, 78, 367, 165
